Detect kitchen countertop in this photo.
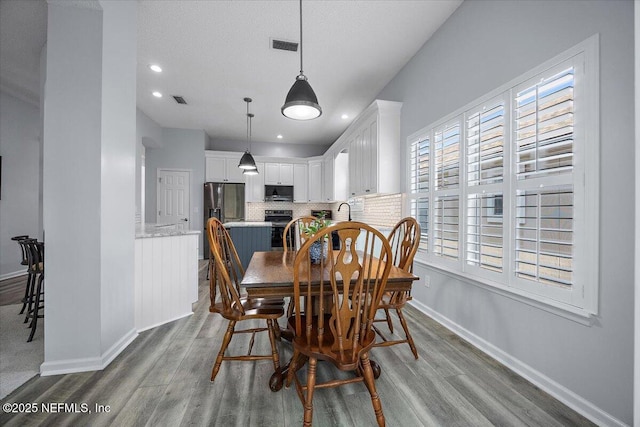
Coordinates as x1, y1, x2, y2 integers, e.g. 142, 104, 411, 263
136, 223, 201, 239
224, 221, 272, 228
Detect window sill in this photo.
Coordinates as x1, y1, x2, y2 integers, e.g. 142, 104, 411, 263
413, 258, 596, 326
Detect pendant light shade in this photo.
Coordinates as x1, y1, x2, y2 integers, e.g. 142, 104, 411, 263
282, 0, 321, 120
238, 150, 257, 170
282, 74, 321, 120
238, 98, 258, 172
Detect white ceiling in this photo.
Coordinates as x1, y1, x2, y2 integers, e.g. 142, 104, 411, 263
0, 0, 462, 149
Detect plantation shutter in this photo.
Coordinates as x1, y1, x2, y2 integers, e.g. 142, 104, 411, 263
433, 195, 459, 260
409, 135, 430, 250
513, 65, 575, 289
466, 193, 504, 272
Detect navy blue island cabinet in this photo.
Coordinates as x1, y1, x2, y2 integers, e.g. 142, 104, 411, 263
226, 223, 272, 269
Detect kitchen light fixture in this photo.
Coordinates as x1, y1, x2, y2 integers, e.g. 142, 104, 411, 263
152, 91, 162, 98
341, 114, 349, 119
277, 134, 283, 139
238, 97, 258, 173
149, 64, 162, 73
281, 0, 321, 120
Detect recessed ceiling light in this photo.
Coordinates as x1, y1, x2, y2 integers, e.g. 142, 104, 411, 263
152, 91, 163, 98
341, 114, 349, 119
277, 134, 283, 139
149, 64, 162, 73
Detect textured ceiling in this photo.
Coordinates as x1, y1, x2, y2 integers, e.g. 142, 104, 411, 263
0, 0, 462, 149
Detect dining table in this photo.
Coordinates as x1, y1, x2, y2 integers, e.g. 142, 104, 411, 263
241, 250, 419, 391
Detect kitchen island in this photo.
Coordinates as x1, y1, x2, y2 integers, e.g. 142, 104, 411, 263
223, 221, 272, 268
134, 224, 200, 332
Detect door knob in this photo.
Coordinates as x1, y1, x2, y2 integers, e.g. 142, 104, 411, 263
181, 218, 188, 222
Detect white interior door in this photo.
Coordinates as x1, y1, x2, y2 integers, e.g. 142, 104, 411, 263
157, 169, 190, 230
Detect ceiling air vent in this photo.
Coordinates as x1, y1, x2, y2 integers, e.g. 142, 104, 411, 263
271, 38, 298, 52
172, 95, 187, 105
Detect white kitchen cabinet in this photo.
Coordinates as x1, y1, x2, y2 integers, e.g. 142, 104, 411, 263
293, 163, 308, 203
205, 152, 244, 183
346, 100, 402, 197
264, 162, 294, 185
245, 162, 265, 202
308, 159, 323, 202
323, 156, 334, 202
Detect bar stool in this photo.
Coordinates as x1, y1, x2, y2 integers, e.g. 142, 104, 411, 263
22, 240, 44, 342
15, 237, 36, 315
10, 235, 30, 266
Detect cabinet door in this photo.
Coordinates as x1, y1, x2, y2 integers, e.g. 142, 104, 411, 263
246, 162, 265, 202
348, 135, 361, 196
225, 157, 245, 183
206, 157, 227, 182
279, 163, 294, 185
308, 160, 323, 202
293, 164, 308, 202
264, 163, 281, 184
323, 157, 334, 202
364, 118, 378, 194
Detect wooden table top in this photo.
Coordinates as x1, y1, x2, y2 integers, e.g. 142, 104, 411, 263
241, 250, 418, 298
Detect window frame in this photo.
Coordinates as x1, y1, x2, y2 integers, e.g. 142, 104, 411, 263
405, 35, 599, 318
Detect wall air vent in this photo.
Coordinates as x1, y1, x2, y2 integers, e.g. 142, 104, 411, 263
271, 38, 298, 52
172, 95, 187, 105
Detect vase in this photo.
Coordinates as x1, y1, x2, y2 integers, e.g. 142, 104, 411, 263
309, 240, 327, 264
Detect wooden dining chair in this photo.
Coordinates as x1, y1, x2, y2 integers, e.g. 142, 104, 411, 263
372, 217, 421, 359
206, 217, 285, 382
283, 216, 318, 318
286, 222, 392, 427
283, 216, 317, 253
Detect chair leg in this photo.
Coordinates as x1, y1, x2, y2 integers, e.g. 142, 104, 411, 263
383, 308, 393, 333
23, 272, 36, 323
360, 354, 385, 427
266, 319, 280, 373
303, 357, 317, 427
396, 307, 418, 360
286, 349, 299, 388
27, 275, 44, 343
211, 320, 236, 382
19, 272, 33, 315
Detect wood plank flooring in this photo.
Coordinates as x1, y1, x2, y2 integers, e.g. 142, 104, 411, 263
0, 265, 595, 426
0, 275, 27, 306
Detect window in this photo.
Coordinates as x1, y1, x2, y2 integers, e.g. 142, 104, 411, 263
406, 36, 599, 315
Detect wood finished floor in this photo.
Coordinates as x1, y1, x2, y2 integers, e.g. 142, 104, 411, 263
0, 267, 595, 426
0, 275, 27, 306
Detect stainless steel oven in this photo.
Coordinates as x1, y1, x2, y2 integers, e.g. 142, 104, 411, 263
264, 209, 293, 250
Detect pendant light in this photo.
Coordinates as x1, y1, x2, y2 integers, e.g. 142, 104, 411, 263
281, 0, 321, 120
238, 97, 258, 174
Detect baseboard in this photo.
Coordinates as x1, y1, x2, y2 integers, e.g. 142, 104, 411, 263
136, 311, 192, 333
409, 299, 629, 427
40, 328, 138, 376
0, 271, 27, 281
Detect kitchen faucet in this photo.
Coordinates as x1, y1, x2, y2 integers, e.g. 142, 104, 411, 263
338, 202, 352, 221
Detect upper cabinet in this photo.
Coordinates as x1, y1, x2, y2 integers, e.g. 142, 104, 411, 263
205, 151, 245, 183
345, 100, 402, 197
308, 159, 323, 202
293, 163, 308, 203
246, 162, 265, 202
323, 156, 334, 202
264, 162, 294, 185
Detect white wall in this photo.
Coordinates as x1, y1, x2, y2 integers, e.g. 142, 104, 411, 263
145, 128, 206, 255
378, 1, 634, 425
136, 108, 163, 223
41, 0, 137, 375
0, 91, 41, 278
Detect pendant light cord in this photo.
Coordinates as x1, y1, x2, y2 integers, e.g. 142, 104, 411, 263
299, 0, 303, 75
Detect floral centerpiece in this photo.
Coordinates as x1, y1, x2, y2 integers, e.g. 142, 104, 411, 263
300, 211, 331, 263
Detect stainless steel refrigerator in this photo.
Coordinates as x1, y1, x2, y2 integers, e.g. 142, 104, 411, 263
203, 182, 245, 259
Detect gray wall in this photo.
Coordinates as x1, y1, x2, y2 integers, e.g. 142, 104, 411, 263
0, 91, 42, 278
145, 128, 206, 256
377, 0, 634, 424
209, 138, 328, 158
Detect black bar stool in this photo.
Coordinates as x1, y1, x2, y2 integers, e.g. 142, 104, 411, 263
14, 237, 36, 315
21, 240, 44, 342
